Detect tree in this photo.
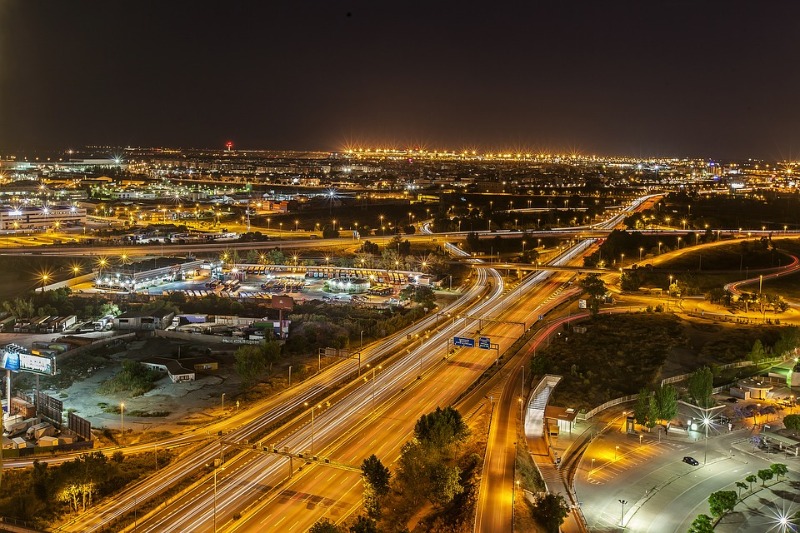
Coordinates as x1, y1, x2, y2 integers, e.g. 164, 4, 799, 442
465, 232, 480, 252
234, 344, 268, 388
757, 468, 774, 486
748, 340, 766, 365
784, 414, 800, 431
361, 455, 390, 496
429, 463, 462, 507
688, 514, 714, 533
396, 441, 429, 506
687, 367, 714, 408
633, 388, 650, 426
414, 406, 469, 452
580, 274, 606, 316
735, 481, 748, 497
770, 463, 788, 481
708, 490, 737, 517
653, 384, 678, 422
349, 515, 379, 533
361, 454, 390, 518
309, 518, 345, 533
745, 474, 757, 491
531, 493, 569, 533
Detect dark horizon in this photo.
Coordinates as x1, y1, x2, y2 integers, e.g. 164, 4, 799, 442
2, 1, 800, 161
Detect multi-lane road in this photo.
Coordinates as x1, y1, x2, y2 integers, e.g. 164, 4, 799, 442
17, 191, 793, 531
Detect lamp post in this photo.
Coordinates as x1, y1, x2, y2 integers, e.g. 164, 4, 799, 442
304, 402, 321, 455
221, 393, 225, 413
370, 365, 382, 410
120, 402, 125, 447
702, 417, 710, 464
619, 499, 628, 527
639, 247, 643, 261
658, 241, 662, 255
615, 445, 619, 460
360, 330, 364, 353
40, 273, 50, 292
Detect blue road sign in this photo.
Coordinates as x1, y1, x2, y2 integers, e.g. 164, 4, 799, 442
479, 337, 491, 350
453, 336, 475, 348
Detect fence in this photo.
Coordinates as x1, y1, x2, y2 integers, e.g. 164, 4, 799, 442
660, 357, 786, 387
579, 394, 638, 421
58, 333, 137, 362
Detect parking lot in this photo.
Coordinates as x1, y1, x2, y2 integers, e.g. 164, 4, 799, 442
78, 265, 416, 307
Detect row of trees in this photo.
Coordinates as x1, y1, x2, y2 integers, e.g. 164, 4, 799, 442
0, 451, 170, 525
689, 463, 789, 532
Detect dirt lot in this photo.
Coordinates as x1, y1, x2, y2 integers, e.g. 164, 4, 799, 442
37, 337, 245, 438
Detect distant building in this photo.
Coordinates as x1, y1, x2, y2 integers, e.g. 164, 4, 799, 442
97, 257, 204, 291
114, 309, 175, 331
0, 205, 86, 230
140, 357, 196, 383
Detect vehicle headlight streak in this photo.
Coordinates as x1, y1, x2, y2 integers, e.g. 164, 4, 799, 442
124, 194, 659, 533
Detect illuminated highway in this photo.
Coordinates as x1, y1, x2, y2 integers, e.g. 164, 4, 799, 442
58, 261, 492, 532
132, 197, 654, 531
53, 193, 683, 531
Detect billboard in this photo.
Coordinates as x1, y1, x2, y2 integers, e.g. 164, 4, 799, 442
271, 295, 295, 311
68, 412, 92, 441
0, 345, 56, 376
37, 391, 63, 426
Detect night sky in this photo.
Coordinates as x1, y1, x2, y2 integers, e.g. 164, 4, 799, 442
2, 1, 799, 159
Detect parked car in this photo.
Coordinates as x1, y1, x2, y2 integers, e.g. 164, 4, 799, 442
682, 456, 699, 466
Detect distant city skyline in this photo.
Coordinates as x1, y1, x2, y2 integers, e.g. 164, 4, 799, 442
2, 2, 800, 160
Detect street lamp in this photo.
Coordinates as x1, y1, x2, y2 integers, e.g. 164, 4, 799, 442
370, 365, 382, 410
40, 273, 50, 292
221, 393, 225, 412
658, 241, 662, 254
702, 417, 710, 464
120, 402, 125, 447
615, 445, 619, 460
304, 402, 322, 455
619, 499, 628, 527
639, 247, 643, 261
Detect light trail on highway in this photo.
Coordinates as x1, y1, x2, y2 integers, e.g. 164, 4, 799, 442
58, 193, 665, 532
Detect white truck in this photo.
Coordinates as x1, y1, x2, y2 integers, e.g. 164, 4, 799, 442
3, 416, 36, 437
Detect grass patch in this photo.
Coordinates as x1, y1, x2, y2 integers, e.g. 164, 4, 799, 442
517, 443, 546, 493
532, 313, 686, 410
127, 410, 171, 417
97, 360, 161, 397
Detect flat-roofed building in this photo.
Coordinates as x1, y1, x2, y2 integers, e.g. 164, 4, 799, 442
0, 205, 86, 230
96, 257, 204, 291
